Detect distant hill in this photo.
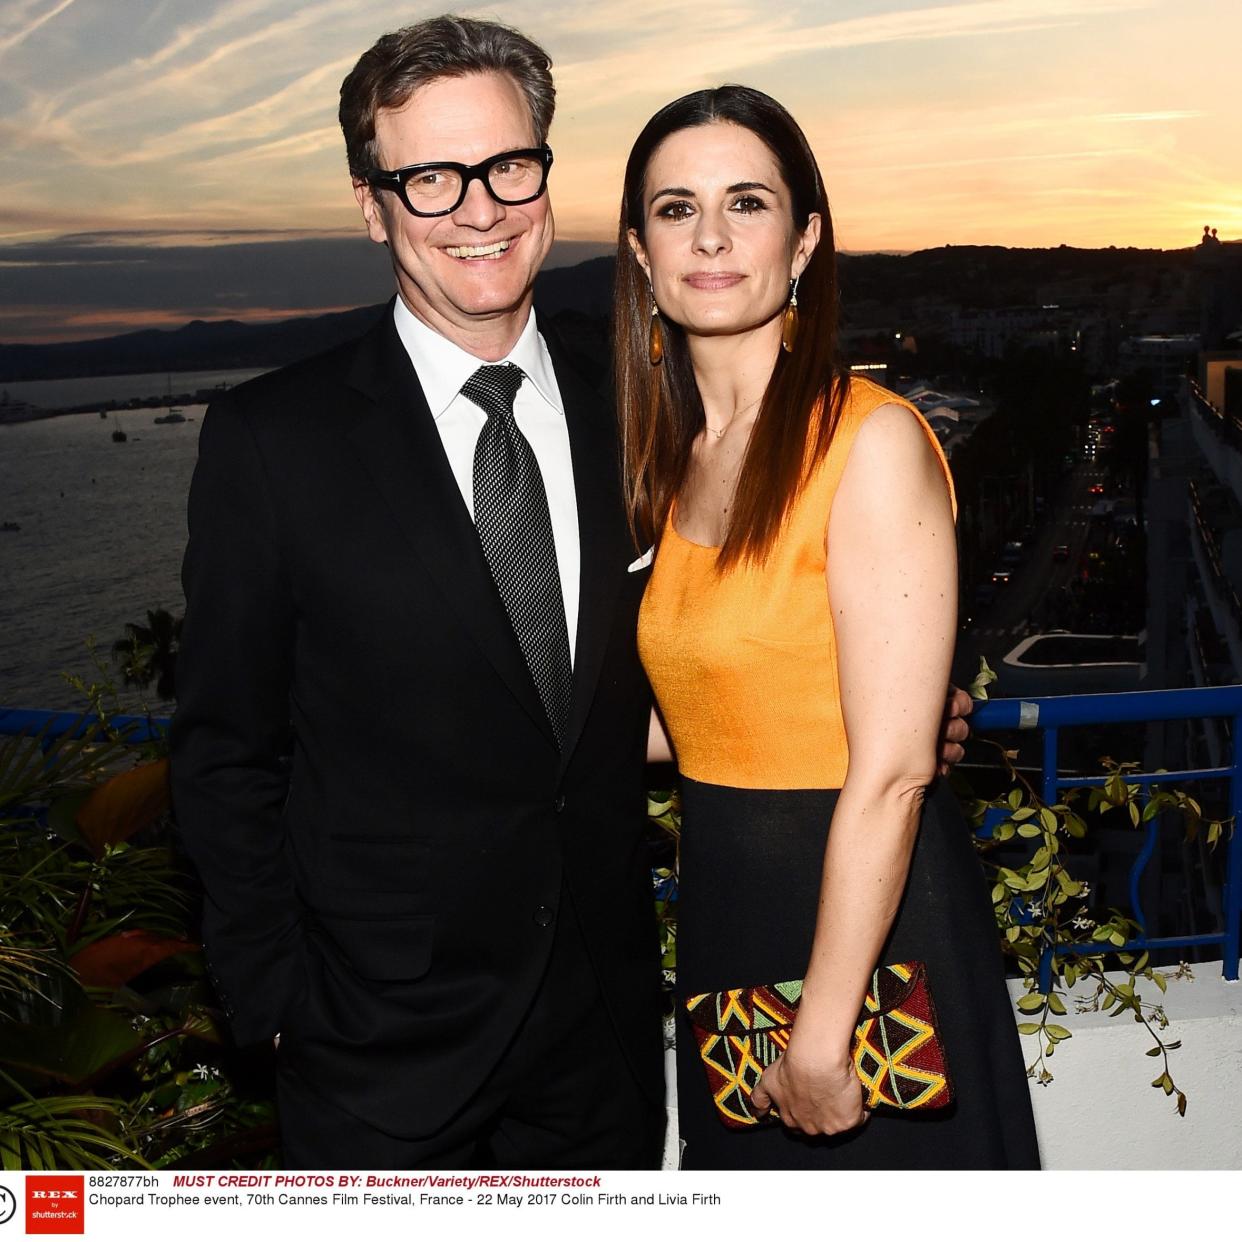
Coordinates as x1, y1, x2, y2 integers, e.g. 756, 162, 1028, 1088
0, 245, 1197, 386
0, 305, 389, 384
837, 243, 1193, 310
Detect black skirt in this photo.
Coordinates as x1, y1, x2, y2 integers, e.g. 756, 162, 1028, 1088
674, 777, 1041, 1170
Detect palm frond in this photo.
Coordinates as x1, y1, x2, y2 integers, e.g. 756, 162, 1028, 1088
0, 1070, 147, 1170
0, 939, 66, 1017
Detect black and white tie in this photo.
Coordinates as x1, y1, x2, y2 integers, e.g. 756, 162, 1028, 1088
464, 363, 573, 746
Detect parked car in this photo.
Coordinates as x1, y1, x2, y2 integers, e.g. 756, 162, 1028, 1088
1052, 544, 1070, 562
991, 568, 1012, 586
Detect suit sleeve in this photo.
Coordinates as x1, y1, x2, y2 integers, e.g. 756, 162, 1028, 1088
170, 394, 303, 1045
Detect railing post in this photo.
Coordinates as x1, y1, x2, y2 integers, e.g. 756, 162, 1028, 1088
1037, 946, 1055, 997
1038, 726, 1061, 998
1128, 782, 1156, 936
1225, 716, 1242, 981
1042, 727, 1059, 806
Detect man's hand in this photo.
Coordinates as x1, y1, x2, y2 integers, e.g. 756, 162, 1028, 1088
936, 684, 973, 776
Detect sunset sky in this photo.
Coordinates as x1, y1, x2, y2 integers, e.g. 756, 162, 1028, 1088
1, 0, 1239, 343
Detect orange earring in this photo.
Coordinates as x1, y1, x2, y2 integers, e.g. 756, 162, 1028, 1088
780, 276, 800, 354
648, 294, 664, 366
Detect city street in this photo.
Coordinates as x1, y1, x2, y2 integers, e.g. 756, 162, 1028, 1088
952, 462, 1110, 690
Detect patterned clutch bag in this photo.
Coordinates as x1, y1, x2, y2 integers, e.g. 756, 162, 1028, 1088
684, 961, 953, 1129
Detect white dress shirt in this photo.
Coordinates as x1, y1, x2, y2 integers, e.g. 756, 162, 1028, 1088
392, 298, 580, 663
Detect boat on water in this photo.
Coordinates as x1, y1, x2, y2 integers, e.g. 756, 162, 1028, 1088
112, 418, 128, 443
154, 408, 186, 425
1, 521, 20, 533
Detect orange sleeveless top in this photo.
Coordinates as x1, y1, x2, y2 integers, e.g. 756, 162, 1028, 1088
637, 377, 955, 790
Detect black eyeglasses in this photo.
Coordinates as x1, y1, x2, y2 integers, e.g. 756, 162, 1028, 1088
364, 146, 554, 217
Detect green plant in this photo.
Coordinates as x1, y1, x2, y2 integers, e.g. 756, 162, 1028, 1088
111, 609, 182, 703
0, 674, 276, 1169
0, 1072, 138, 1170
647, 790, 680, 994
962, 659, 1230, 1115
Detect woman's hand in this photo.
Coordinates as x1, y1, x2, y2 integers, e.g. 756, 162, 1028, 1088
751, 1042, 869, 1137
937, 684, 973, 776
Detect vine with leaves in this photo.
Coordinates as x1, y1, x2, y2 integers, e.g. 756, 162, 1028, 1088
962, 658, 1229, 1115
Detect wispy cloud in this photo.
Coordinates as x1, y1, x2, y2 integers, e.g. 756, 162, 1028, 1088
552, 0, 1156, 105
864, 146, 1147, 175
95, 57, 353, 166
0, 0, 78, 58
56, 0, 359, 126
1095, 111, 1205, 123
0, 0, 1234, 339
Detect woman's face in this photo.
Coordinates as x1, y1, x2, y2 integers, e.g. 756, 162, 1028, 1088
628, 120, 819, 341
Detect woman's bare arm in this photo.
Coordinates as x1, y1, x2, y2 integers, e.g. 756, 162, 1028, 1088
752, 403, 957, 1135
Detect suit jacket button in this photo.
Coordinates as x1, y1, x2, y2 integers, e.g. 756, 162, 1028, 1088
533, 906, 554, 927
553, 794, 566, 813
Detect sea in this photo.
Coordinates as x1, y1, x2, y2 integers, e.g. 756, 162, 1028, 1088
0, 369, 266, 711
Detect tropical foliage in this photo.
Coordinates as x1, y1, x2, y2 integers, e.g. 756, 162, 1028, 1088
111, 609, 182, 703
0, 680, 275, 1169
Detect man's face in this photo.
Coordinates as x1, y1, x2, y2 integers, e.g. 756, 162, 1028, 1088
355, 71, 555, 350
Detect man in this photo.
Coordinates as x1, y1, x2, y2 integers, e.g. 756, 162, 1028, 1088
171, 14, 971, 1171
172, 15, 665, 1170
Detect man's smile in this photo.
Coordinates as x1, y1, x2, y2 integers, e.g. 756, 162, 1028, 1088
443, 238, 515, 260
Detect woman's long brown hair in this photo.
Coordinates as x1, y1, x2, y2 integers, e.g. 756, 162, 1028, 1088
615, 85, 849, 570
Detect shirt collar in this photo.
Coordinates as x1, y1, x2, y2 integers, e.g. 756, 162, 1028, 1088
392, 297, 564, 420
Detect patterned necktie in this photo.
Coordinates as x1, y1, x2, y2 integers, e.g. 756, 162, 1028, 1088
464, 363, 573, 746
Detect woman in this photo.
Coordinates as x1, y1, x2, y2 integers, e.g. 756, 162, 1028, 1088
618, 86, 1039, 1170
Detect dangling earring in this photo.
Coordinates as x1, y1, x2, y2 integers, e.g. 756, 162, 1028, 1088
780, 275, 800, 354
648, 287, 664, 366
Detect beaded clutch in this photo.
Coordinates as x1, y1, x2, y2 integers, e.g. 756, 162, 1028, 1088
684, 960, 953, 1129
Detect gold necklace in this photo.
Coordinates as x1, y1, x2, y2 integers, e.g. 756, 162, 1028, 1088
705, 394, 762, 439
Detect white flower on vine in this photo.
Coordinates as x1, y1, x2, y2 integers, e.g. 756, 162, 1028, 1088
1028, 902, 1044, 918
190, 1064, 212, 1080
1080, 882, 1091, 897
1072, 916, 1095, 930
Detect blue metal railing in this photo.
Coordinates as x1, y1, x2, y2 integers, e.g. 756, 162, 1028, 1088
0, 707, 168, 745
4, 687, 1241, 992
973, 685, 1242, 990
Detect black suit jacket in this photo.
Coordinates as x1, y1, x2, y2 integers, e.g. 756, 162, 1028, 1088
170, 306, 663, 1137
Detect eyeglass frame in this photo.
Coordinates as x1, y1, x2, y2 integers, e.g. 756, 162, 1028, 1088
363, 146, 555, 218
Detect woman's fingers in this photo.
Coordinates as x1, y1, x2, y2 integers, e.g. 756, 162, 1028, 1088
751, 1060, 778, 1115
760, 1053, 869, 1136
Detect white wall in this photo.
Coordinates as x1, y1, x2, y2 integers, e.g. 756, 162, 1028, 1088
1013, 970, 1242, 1170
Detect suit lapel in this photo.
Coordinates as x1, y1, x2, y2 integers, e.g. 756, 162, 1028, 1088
343, 310, 557, 747
545, 332, 628, 768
